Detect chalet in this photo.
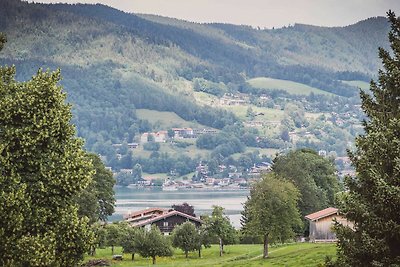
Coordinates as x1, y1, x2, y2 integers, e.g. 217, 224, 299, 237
125, 208, 202, 235
305, 207, 352, 242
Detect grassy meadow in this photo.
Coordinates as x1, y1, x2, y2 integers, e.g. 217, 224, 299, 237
84, 243, 336, 267
247, 77, 333, 96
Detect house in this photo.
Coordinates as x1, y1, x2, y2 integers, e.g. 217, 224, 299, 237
305, 207, 352, 242
125, 207, 202, 235
172, 128, 194, 138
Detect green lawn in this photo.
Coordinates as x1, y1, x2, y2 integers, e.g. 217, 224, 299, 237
341, 80, 370, 90
136, 109, 209, 130
247, 77, 333, 96
84, 243, 336, 267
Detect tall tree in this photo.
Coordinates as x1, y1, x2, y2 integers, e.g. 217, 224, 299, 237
333, 11, 400, 266
0, 66, 94, 265
273, 149, 340, 218
205, 206, 237, 257
76, 153, 116, 223
242, 173, 302, 258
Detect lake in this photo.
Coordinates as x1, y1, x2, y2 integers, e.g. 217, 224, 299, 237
112, 187, 250, 228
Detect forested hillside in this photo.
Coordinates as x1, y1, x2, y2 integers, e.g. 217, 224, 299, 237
0, 0, 390, 180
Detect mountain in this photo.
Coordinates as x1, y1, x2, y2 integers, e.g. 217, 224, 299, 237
0, 0, 390, 176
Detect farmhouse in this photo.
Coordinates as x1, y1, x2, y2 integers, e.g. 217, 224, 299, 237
305, 207, 352, 242
124, 207, 202, 235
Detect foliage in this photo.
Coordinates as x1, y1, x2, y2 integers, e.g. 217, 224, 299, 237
172, 202, 195, 217
171, 222, 200, 258
120, 224, 142, 261
0, 67, 94, 266
204, 206, 238, 256
273, 149, 340, 219
333, 11, 400, 266
242, 173, 302, 258
76, 153, 116, 222
105, 222, 124, 255
134, 226, 173, 264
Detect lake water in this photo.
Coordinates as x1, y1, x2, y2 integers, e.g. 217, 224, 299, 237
112, 187, 250, 228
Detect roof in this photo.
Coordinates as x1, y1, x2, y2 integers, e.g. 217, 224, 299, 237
132, 210, 203, 227
305, 207, 339, 221
124, 207, 168, 219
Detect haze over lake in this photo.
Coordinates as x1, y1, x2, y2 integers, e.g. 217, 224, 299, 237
112, 187, 249, 228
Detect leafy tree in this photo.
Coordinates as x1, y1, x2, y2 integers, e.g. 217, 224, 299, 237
171, 222, 199, 258
0, 57, 94, 266
90, 222, 107, 256
135, 226, 173, 264
196, 224, 212, 258
172, 202, 196, 217
120, 224, 141, 261
105, 222, 123, 255
273, 149, 340, 219
167, 128, 175, 138
332, 11, 400, 266
205, 206, 237, 256
242, 173, 302, 258
76, 153, 115, 223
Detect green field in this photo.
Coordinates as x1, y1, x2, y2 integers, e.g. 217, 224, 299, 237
341, 80, 370, 90
136, 109, 209, 130
247, 77, 333, 96
84, 243, 336, 266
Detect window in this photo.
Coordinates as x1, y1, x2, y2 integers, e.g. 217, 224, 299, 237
163, 221, 169, 227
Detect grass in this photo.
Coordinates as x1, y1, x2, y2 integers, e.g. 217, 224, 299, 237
136, 109, 209, 130
247, 77, 333, 96
224, 105, 284, 121
341, 80, 370, 90
84, 243, 336, 266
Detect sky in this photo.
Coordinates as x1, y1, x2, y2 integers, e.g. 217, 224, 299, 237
34, 0, 400, 29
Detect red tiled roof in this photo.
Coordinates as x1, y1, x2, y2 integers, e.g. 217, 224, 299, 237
132, 210, 202, 227
305, 207, 339, 221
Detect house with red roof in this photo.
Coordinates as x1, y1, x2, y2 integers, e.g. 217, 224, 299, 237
305, 207, 352, 242
124, 207, 202, 235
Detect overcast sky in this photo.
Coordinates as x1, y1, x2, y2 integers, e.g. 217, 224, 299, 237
34, 0, 400, 28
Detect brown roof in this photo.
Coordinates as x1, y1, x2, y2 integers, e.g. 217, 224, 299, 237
132, 210, 202, 227
305, 207, 339, 221
123, 207, 169, 219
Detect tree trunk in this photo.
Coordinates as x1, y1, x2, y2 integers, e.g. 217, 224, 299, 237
198, 248, 201, 258
152, 256, 156, 265
263, 233, 269, 259
132, 253, 134, 261
219, 237, 223, 256
111, 245, 114, 255
185, 250, 188, 258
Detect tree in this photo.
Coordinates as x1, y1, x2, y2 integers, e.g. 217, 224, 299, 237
167, 128, 175, 138
0, 59, 94, 265
172, 202, 195, 217
332, 11, 400, 266
105, 222, 123, 255
76, 153, 115, 223
205, 206, 237, 256
242, 173, 302, 258
135, 226, 173, 264
171, 222, 199, 258
273, 149, 340, 219
120, 224, 141, 261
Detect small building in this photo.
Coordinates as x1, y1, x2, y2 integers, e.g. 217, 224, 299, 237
125, 208, 202, 235
305, 207, 352, 242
